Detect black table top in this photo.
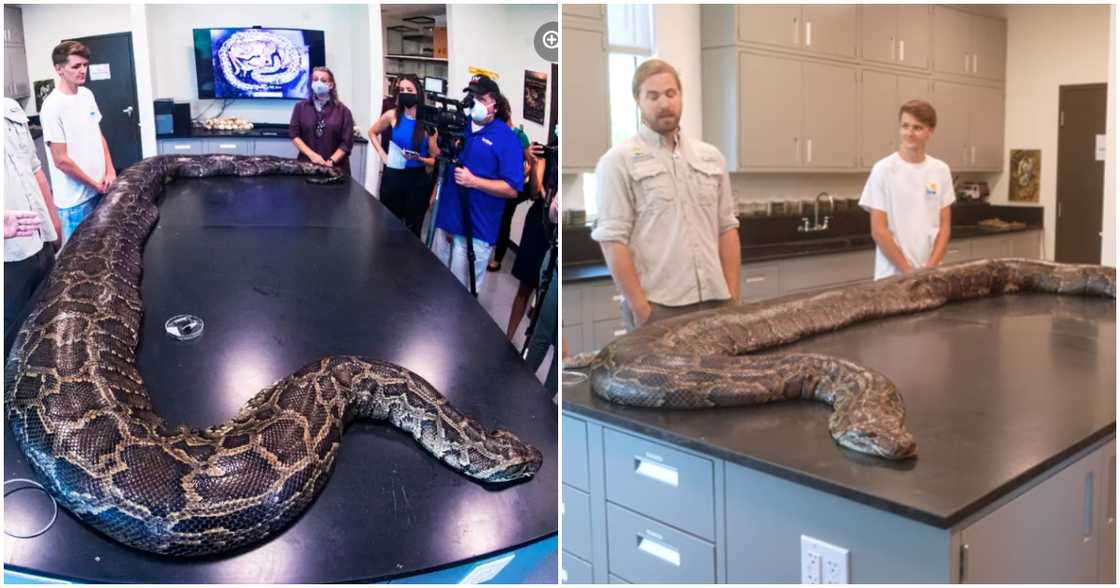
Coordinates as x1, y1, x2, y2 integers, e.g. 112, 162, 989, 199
563, 293, 1115, 528
4, 176, 557, 582
562, 225, 1043, 283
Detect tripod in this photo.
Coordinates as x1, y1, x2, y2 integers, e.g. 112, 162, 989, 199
424, 156, 479, 298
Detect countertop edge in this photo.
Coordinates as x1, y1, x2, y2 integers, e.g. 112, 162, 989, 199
560, 399, 1116, 530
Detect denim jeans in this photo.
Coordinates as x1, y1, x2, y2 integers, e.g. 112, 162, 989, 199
430, 228, 493, 292
58, 195, 102, 244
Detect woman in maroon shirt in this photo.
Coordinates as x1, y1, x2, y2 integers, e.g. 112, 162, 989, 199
289, 67, 356, 176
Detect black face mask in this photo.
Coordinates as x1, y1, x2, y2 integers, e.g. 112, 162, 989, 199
398, 93, 418, 109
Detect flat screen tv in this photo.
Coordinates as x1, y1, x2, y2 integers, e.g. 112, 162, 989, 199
193, 27, 325, 100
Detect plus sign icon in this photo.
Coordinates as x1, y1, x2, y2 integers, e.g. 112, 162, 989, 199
534, 21, 558, 63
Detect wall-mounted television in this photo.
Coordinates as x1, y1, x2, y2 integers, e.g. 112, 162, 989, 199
193, 27, 325, 100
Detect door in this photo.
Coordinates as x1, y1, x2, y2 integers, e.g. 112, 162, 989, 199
740, 52, 802, 168
1055, 83, 1106, 264
860, 70, 897, 167
71, 32, 142, 170
801, 5, 857, 58
802, 61, 857, 168
932, 6, 971, 76
737, 5, 802, 49
929, 80, 969, 169
561, 27, 609, 170
968, 85, 1004, 169
896, 4, 930, 69
972, 15, 1006, 81
860, 5, 897, 65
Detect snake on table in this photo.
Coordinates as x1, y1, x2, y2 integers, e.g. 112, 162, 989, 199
4, 154, 543, 556
572, 259, 1115, 460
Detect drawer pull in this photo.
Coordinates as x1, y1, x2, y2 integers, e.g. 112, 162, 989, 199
613, 329, 626, 337
611, 294, 624, 302
219, 143, 237, 149
745, 276, 766, 284
637, 534, 680, 566
634, 456, 679, 487
173, 144, 192, 150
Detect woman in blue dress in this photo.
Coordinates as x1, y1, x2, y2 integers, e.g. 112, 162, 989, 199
369, 75, 439, 237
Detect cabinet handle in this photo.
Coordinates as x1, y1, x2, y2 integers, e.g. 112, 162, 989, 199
637, 533, 681, 566
971, 145, 976, 164
613, 329, 626, 337
806, 138, 813, 163
899, 39, 905, 62
219, 143, 237, 150
745, 276, 767, 284
973, 53, 979, 73
1084, 471, 1095, 542
805, 21, 812, 47
964, 53, 969, 72
611, 294, 624, 303
960, 543, 969, 582
794, 136, 800, 163
634, 455, 679, 487
890, 36, 895, 60
792, 18, 799, 45
173, 144, 192, 150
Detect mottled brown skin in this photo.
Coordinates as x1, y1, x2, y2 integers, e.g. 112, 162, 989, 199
4, 155, 542, 556
588, 259, 1115, 459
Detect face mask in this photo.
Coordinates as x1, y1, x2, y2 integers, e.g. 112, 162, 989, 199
311, 81, 331, 97
470, 101, 490, 124
397, 93, 418, 108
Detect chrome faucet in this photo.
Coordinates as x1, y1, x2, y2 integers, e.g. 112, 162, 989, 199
798, 192, 834, 233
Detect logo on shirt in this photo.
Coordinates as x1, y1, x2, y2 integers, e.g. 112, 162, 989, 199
481, 137, 493, 147
631, 150, 654, 163
926, 181, 939, 197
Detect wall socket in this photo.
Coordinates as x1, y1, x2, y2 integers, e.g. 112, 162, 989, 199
801, 535, 850, 584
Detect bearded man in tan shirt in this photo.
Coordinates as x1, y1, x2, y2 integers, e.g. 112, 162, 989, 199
592, 59, 741, 331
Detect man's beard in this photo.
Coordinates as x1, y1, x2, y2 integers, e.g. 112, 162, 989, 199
643, 111, 680, 134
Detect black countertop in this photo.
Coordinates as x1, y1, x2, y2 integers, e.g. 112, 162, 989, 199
563, 225, 1044, 282
161, 124, 369, 144
563, 294, 1115, 528
4, 176, 556, 582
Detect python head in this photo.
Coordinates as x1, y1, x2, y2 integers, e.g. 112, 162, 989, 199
835, 426, 918, 460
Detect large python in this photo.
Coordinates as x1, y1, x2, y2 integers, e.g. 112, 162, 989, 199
4, 154, 542, 556
576, 259, 1115, 459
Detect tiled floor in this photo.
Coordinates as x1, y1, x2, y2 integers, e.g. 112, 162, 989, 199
477, 248, 555, 387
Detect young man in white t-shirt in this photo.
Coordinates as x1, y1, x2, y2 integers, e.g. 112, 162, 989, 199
858, 100, 955, 280
39, 40, 116, 243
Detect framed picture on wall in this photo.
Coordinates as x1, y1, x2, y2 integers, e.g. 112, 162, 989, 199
1009, 149, 1041, 202
34, 79, 54, 112
523, 70, 546, 125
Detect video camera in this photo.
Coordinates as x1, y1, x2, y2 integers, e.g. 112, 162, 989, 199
415, 91, 476, 163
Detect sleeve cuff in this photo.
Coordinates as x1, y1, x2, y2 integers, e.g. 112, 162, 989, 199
590, 221, 631, 245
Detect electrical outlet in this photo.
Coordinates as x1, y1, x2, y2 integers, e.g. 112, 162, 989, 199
801, 535, 850, 584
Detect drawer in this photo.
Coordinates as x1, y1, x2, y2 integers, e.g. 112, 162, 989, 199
562, 285, 582, 326
562, 484, 593, 561
603, 429, 715, 540
561, 551, 593, 584
780, 249, 874, 292
158, 139, 201, 155
252, 139, 299, 159
563, 415, 590, 491
203, 138, 253, 155
741, 262, 780, 302
606, 502, 716, 584
941, 242, 969, 265
590, 281, 624, 321
609, 574, 630, 583
592, 319, 628, 350
969, 236, 1010, 260
1008, 231, 1041, 259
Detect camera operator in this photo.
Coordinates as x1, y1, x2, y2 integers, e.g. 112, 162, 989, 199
523, 127, 559, 391
430, 75, 525, 291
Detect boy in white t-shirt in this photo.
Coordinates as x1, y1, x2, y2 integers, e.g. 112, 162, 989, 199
39, 40, 116, 243
859, 100, 955, 280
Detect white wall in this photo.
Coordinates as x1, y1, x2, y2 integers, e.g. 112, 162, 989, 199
145, 4, 371, 131
446, 4, 557, 145
19, 4, 133, 116
995, 4, 1112, 261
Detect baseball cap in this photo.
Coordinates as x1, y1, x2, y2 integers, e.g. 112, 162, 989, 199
465, 74, 501, 96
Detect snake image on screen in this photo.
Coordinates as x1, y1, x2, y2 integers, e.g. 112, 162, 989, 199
572, 259, 1114, 461
4, 154, 543, 556
214, 29, 307, 95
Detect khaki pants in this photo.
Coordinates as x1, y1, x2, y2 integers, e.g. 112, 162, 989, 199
620, 298, 735, 332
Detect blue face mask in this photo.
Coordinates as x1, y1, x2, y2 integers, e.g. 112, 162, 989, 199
470, 101, 489, 123
311, 81, 331, 97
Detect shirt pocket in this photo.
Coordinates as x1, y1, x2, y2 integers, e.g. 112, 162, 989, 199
689, 159, 723, 209
629, 160, 673, 214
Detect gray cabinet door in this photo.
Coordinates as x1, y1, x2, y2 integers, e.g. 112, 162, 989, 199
932, 6, 972, 77
802, 5, 857, 59
968, 85, 1004, 170
972, 15, 1006, 81
740, 52, 802, 168
350, 143, 367, 187
959, 444, 1103, 583
1098, 440, 1116, 584
860, 4, 896, 65
896, 4, 931, 69
898, 73, 930, 105
929, 80, 969, 169
860, 70, 898, 168
5, 44, 29, 98
203, 139, 253, 155
737, 5, 802, 49
4, 6, 24, 45
1008, 231, 1041, 259
802, 62, 858, 168
253, 138, 299, 159
563, 4, 603, 20
158, 139, 203, 155
562, 26, 609, 171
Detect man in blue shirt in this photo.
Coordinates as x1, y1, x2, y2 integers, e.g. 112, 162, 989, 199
431, 75, 525, 292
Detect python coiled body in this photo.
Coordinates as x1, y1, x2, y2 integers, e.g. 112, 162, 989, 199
588, 259, 1115, 459
4, 154, 542, 556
